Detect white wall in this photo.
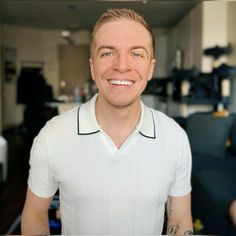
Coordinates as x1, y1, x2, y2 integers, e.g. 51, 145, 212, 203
201, 1, 228, 72
227, 1, 236, 65
2, 24, 91, 128
167, 1, 230, 73
167, 2, 203, 73
227, 1, 236, 113
153, 33, 168, 78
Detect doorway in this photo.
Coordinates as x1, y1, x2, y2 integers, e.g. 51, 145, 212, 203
58, 45, 90, 95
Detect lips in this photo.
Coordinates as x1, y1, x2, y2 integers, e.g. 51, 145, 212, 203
109, 79, 134, 86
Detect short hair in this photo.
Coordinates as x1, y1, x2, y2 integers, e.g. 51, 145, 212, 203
90, 8, 155, 58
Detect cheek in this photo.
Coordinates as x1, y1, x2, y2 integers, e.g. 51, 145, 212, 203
135, 63, 153, 78
92, 62, 103, 77
93, 62, 113, 79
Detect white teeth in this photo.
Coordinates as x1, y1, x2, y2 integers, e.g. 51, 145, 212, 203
109, 80, 133, 86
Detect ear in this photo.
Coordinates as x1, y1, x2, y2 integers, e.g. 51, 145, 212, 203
148, 59, 156, 81
89, 58, 95, 81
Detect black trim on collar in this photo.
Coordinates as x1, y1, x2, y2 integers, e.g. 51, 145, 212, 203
77, 100, 156, 138
139, 110, 156, 139
77, 106, 100, 135
139, 132, 156, 139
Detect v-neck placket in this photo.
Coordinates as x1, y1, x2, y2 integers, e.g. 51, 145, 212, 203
99, 126, 140, 161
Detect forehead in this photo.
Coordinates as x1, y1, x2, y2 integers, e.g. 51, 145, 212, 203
93, 20, 152, 50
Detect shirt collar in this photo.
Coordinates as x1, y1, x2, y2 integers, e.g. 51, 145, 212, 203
77, 94, 100, 135
77, 94, 156, 139
138, 102, 156, 139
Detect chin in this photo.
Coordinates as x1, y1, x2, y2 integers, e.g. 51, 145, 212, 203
107, 96, 139, 109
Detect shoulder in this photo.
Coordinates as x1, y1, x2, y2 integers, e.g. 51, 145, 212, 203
151, 108, 188, 143
152, 109, 183, 131
42, 105, 79, 137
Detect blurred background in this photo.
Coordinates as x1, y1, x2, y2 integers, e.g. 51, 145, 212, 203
0, 0, 236, 235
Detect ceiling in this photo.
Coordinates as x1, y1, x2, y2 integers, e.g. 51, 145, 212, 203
0, 0, 200, 31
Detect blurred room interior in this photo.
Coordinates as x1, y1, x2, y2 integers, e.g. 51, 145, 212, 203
0, 0, 236, 235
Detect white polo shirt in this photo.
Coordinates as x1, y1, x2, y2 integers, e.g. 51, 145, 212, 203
28, 94, 192, 235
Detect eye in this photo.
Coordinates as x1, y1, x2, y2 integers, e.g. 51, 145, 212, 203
131, 51, 144, 58
100, 51, 113, 57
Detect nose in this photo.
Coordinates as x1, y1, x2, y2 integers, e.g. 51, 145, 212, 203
113, 53, 130, 72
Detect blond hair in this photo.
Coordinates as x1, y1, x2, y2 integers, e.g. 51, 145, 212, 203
90, 8, 155, 58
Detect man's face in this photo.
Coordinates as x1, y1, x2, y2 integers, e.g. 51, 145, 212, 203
90, 20, 156, 108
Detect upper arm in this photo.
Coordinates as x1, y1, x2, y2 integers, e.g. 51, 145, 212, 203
28, 128, 58, 197
23, 187, 53, 215
21, 188, 54, 235
166, 193, 193, 235
168, 128, 192, 197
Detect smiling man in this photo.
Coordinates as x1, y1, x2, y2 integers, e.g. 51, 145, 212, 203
21, 8, 193, 235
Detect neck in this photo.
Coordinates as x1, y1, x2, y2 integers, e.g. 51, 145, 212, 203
95, 95, 141, 148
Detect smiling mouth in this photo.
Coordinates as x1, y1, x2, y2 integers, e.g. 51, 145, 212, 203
109, 79, 134, 86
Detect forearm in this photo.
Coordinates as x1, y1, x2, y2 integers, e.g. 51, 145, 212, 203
21, 209, 50, 235
229, 199, 236, 227
166, 194, 193, 235
166, 220, 193, 235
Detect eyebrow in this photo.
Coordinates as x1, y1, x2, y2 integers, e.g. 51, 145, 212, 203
96, 45, 150, 57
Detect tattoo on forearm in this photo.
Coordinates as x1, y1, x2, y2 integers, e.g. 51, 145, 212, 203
167, 224, 179, 235
39, 231, 49, 236
184, 230, 194, 235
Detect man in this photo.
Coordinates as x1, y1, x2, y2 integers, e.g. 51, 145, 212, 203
21, 8, 193, 235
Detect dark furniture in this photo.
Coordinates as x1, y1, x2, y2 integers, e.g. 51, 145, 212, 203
17, 67, 56, 140
185, 113, 236, 235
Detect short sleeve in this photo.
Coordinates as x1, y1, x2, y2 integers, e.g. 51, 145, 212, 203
168, 128, 192, 196
28, 127, 58, 198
